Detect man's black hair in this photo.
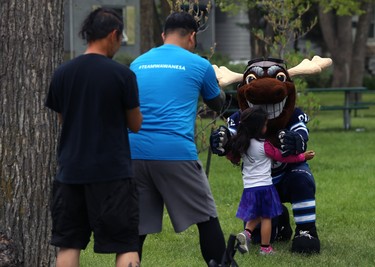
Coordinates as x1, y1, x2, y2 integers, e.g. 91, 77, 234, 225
163, 11, 199, 35
79, 8, 124, 43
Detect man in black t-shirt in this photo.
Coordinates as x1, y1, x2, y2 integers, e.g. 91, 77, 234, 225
45, 8, 142, 267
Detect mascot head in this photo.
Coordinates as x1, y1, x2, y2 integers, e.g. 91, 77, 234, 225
237, 58, 295, 143
213, 56, 332, 145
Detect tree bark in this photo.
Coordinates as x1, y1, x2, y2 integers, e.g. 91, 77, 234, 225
0, 0, 63, 266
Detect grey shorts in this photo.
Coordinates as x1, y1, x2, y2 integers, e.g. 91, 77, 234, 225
133, 160, 218, 235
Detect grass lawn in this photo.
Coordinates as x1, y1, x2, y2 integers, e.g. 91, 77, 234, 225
81, 92, 375, 266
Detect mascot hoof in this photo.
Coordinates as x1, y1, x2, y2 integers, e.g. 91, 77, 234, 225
275, 205, 293, 242
291, 230, 320, 254
276, 223, 293, 242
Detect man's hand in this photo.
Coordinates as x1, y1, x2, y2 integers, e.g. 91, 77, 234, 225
279, 130, 306, 157
210, 125, 231, 156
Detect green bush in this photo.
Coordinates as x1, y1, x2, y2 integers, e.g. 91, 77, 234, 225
304, 68, 333, 88
113, 52, 135, 67
363, 74, 375, 90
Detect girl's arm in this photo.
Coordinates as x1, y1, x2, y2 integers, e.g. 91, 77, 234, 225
264, 140, 305, 163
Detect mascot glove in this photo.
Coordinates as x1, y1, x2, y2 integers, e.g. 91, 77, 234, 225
278, 130, 305, 157
210, 125, 231, 156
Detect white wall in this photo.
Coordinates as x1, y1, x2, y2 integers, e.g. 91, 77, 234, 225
214, 8, 251, 61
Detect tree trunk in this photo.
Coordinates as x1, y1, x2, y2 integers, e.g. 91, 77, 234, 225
319, 3, 372, 88
247, 6, 275, 58
349, 3, 373, 87
319, 7, 353, 87
0, 0, 63, 266
160, 0, 172, 19
140, 0, 157, 53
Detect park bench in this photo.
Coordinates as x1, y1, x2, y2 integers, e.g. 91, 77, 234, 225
353, 89, 375, 107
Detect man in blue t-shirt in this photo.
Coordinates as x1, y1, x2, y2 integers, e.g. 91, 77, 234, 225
45, 8, 142, 267
129, 11, 227, 266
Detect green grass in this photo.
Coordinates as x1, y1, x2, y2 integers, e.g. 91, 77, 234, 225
81, 93, 375, 266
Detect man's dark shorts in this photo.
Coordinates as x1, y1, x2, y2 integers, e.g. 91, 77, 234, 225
50, 179, 139, 254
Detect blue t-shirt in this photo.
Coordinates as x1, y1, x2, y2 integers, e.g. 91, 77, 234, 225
129, 44, 220, 160
46, 54, 140, 183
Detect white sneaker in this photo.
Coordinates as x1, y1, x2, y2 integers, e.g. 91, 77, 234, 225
236, 231, 251, 254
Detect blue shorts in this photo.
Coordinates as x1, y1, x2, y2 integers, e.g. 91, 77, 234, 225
50, 179, 139, 253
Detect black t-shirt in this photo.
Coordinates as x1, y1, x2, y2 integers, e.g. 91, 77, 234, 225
46, 54, 139, 184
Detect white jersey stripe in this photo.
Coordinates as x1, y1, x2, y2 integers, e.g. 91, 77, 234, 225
290, 121, 306, 131
292, 200, 316, 210
294, 214, 316, 223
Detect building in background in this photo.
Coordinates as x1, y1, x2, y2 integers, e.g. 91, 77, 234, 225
214, 8, 251, 62
64, 0, 140, 60
63, 1, 251, 62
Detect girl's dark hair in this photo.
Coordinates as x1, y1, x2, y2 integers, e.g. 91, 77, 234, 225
79, 8, 123, 43
230, 107, 268, 162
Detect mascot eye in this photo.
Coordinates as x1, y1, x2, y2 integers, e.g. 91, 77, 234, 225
245, 74, 257, 84
276, 72, 287, 82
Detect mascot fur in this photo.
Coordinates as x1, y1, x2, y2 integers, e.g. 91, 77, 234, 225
210, 56, 332, 254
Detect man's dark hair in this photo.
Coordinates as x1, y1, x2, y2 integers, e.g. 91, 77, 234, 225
163, 11, 198, 36
79, 8, 123, 43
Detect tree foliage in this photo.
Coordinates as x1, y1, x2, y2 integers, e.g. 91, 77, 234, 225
216, 0, 317, 58
318, 0, 367, 16
317, 0, 373, 87
256, 0, 317, 58
216, 0, 375, 87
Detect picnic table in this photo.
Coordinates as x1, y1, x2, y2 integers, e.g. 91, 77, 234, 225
305, 87, 369, 130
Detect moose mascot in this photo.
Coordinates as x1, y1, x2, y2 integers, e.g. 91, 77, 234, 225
210, 56, 332, 254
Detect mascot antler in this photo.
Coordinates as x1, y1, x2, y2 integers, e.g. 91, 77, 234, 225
213, 55, 332, 87
212, 65, 243, 88
287, 56, 332, 77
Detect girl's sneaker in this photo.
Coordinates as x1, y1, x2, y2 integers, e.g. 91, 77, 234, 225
236, 231, 252, 253
259, 246, 274, 255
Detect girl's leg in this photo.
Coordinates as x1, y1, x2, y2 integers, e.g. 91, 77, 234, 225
245, 218, 261, 232
237, 218, 261, 253
260, 217, 272, 246
259, 217, 274, 254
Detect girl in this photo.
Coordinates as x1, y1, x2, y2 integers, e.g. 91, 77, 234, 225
229, 107, 315, 255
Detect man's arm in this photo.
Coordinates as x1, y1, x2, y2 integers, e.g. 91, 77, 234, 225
204, 90, 226, 113
126, 107, 142, 133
